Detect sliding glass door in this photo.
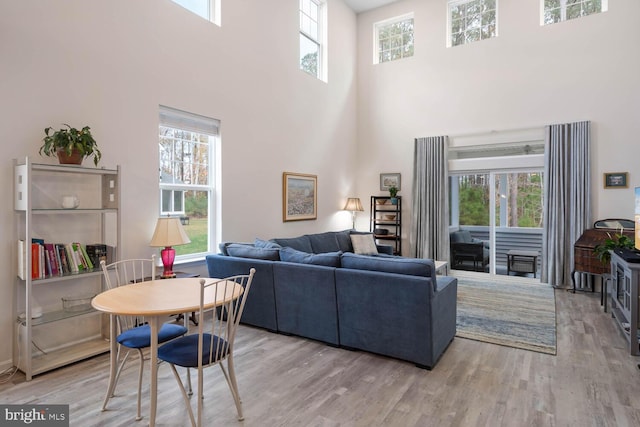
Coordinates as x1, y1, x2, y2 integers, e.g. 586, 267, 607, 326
450, 170, 544, 276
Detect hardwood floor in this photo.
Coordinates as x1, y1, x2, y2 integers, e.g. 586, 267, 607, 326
2, 289, 640, 426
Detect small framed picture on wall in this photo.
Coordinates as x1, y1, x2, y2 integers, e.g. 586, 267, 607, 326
380, 173, 401, 191
604, 172, 628, 189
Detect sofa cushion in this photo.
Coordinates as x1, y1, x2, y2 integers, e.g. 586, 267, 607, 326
219, 241, 252, 256
306, 232, 341, 253
226, 244, 280, 260
335, 230, 354, 252
254, 238, 281, 249
350, 233, 379, 256
341, 252, 434, 277
270, 235, 313, 253
279, 247, 342, 267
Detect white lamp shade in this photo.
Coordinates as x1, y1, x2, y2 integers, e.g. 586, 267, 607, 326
343, 198, 364, 212
150, 217, 191, 247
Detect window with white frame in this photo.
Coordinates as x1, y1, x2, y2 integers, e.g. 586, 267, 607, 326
171, 0, 221, 26
447, 0, 497, 48
299, 0, 326, 80
159, 106, 219, 259
541, 0, 607, 25
374, 14, 414, 64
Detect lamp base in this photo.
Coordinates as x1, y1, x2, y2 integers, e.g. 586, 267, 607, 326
160, 246, 176, 279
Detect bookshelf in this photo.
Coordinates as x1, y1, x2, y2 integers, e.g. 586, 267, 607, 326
13, 157, 121, 380
370, 196, 401, 255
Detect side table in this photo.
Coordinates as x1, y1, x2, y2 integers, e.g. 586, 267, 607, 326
507, 250, 539, 278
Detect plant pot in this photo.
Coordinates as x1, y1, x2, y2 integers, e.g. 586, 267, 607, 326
56, 148, 83, 165
390, 197, 398, 205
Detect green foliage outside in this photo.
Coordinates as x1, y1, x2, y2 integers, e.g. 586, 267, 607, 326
457, 173, 543, 228
175, 217, 208, 255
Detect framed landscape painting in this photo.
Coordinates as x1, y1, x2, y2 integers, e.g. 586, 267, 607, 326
604, 172, 628, 188
283, 172, 317, 221
380, 173, 401, 191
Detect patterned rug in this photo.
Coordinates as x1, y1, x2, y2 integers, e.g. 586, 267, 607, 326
454, 272, 557, 355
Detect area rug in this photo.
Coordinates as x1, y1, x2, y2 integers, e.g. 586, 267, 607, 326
454, 272, 557, 355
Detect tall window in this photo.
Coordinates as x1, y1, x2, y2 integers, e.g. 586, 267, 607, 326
171, 0, 221, 26
374, 14, 414, 64
447, 0, 497, 47
299, 0, 326, 81
159, 106, 219, 259
541, 0, 607, 25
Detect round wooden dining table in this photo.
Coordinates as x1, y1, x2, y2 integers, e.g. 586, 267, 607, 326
92, 277, 244, 427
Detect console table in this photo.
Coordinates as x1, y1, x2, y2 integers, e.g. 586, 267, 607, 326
507, 250, 539, 278
610, 251, 640, 355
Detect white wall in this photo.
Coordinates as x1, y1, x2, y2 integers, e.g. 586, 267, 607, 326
355, 0, 640, 249
0, 0, 357, 370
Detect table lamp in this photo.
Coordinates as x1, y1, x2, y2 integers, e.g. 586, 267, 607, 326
343, 197, 364, 230
150, 217, 191, 278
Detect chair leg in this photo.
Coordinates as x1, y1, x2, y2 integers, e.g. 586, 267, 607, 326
135, 349, 144, 421
101, 346, 131, 411
221, 356, 244, 421
169, 364, 197, 427
187, 367, 193, 396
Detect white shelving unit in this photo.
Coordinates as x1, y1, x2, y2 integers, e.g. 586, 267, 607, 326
13, 157, 121, 380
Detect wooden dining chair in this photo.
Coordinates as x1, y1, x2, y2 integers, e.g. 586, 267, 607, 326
100, 256, 188, 421
157, 268, 256, 427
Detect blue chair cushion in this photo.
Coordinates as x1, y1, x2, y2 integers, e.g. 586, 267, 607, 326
279, 247, 342, 267
158, 333, 229, 368
116, 323, 188, 349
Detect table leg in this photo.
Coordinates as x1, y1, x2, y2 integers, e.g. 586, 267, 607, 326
150, 317, 159, 427
101, 314, 118, 411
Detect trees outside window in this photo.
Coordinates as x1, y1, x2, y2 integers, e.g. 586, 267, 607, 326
542, 0, 607, 25
300, 0, 326, 80
375, 14, 414, 64
448, 0, 497, 47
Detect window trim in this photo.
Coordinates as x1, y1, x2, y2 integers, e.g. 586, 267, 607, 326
373, 12, 415, 65
446, 0, 498, 48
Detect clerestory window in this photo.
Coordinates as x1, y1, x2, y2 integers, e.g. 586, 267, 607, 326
447, 0, 497, 48
299, 0, 327, 81
541, 0, 607, 25
374, 14, 414, 64
171, 0, 221, 26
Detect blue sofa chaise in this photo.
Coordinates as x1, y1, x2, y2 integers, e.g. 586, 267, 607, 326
206, 230, 457, 369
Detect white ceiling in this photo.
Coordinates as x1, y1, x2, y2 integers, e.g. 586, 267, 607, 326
343, 0, 400, 14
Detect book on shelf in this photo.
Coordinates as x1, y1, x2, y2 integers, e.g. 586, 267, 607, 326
86, 244, 108, 268
43, 243, 60, 276
17, 240, 26, 280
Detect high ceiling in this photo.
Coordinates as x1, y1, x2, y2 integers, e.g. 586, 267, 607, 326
342, 0, 400, 14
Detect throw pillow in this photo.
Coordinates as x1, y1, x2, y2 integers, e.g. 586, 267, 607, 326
350, 233, 378, 256
226, 244, 280, 260
279, 247, 342, 267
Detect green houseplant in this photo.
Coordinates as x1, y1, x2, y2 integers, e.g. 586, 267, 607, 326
389, 186, 398, 205
593, 231, 634, 265
40, 124, 102, 166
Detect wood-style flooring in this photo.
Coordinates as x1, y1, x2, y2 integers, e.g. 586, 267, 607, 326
1, 289, 640, 426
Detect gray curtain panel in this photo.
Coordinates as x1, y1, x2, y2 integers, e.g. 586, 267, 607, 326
542, 121, 591, 288
411, 136, 449, 261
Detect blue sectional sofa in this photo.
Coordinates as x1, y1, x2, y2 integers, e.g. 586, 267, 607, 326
206, 230, 457, 369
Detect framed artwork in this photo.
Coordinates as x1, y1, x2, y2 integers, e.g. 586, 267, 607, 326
283, 172, 317, 221
604, 172, 628, 188
380, 173, 401, 191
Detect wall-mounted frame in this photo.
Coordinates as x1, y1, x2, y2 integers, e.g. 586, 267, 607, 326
283, 172, 317, 221
380, 173, 401, 191
604, 172, 628, 189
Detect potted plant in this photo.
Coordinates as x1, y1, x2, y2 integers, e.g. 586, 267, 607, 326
594, 231, 634, 265
389, 186, 399, 205
40, 124, 102, 166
